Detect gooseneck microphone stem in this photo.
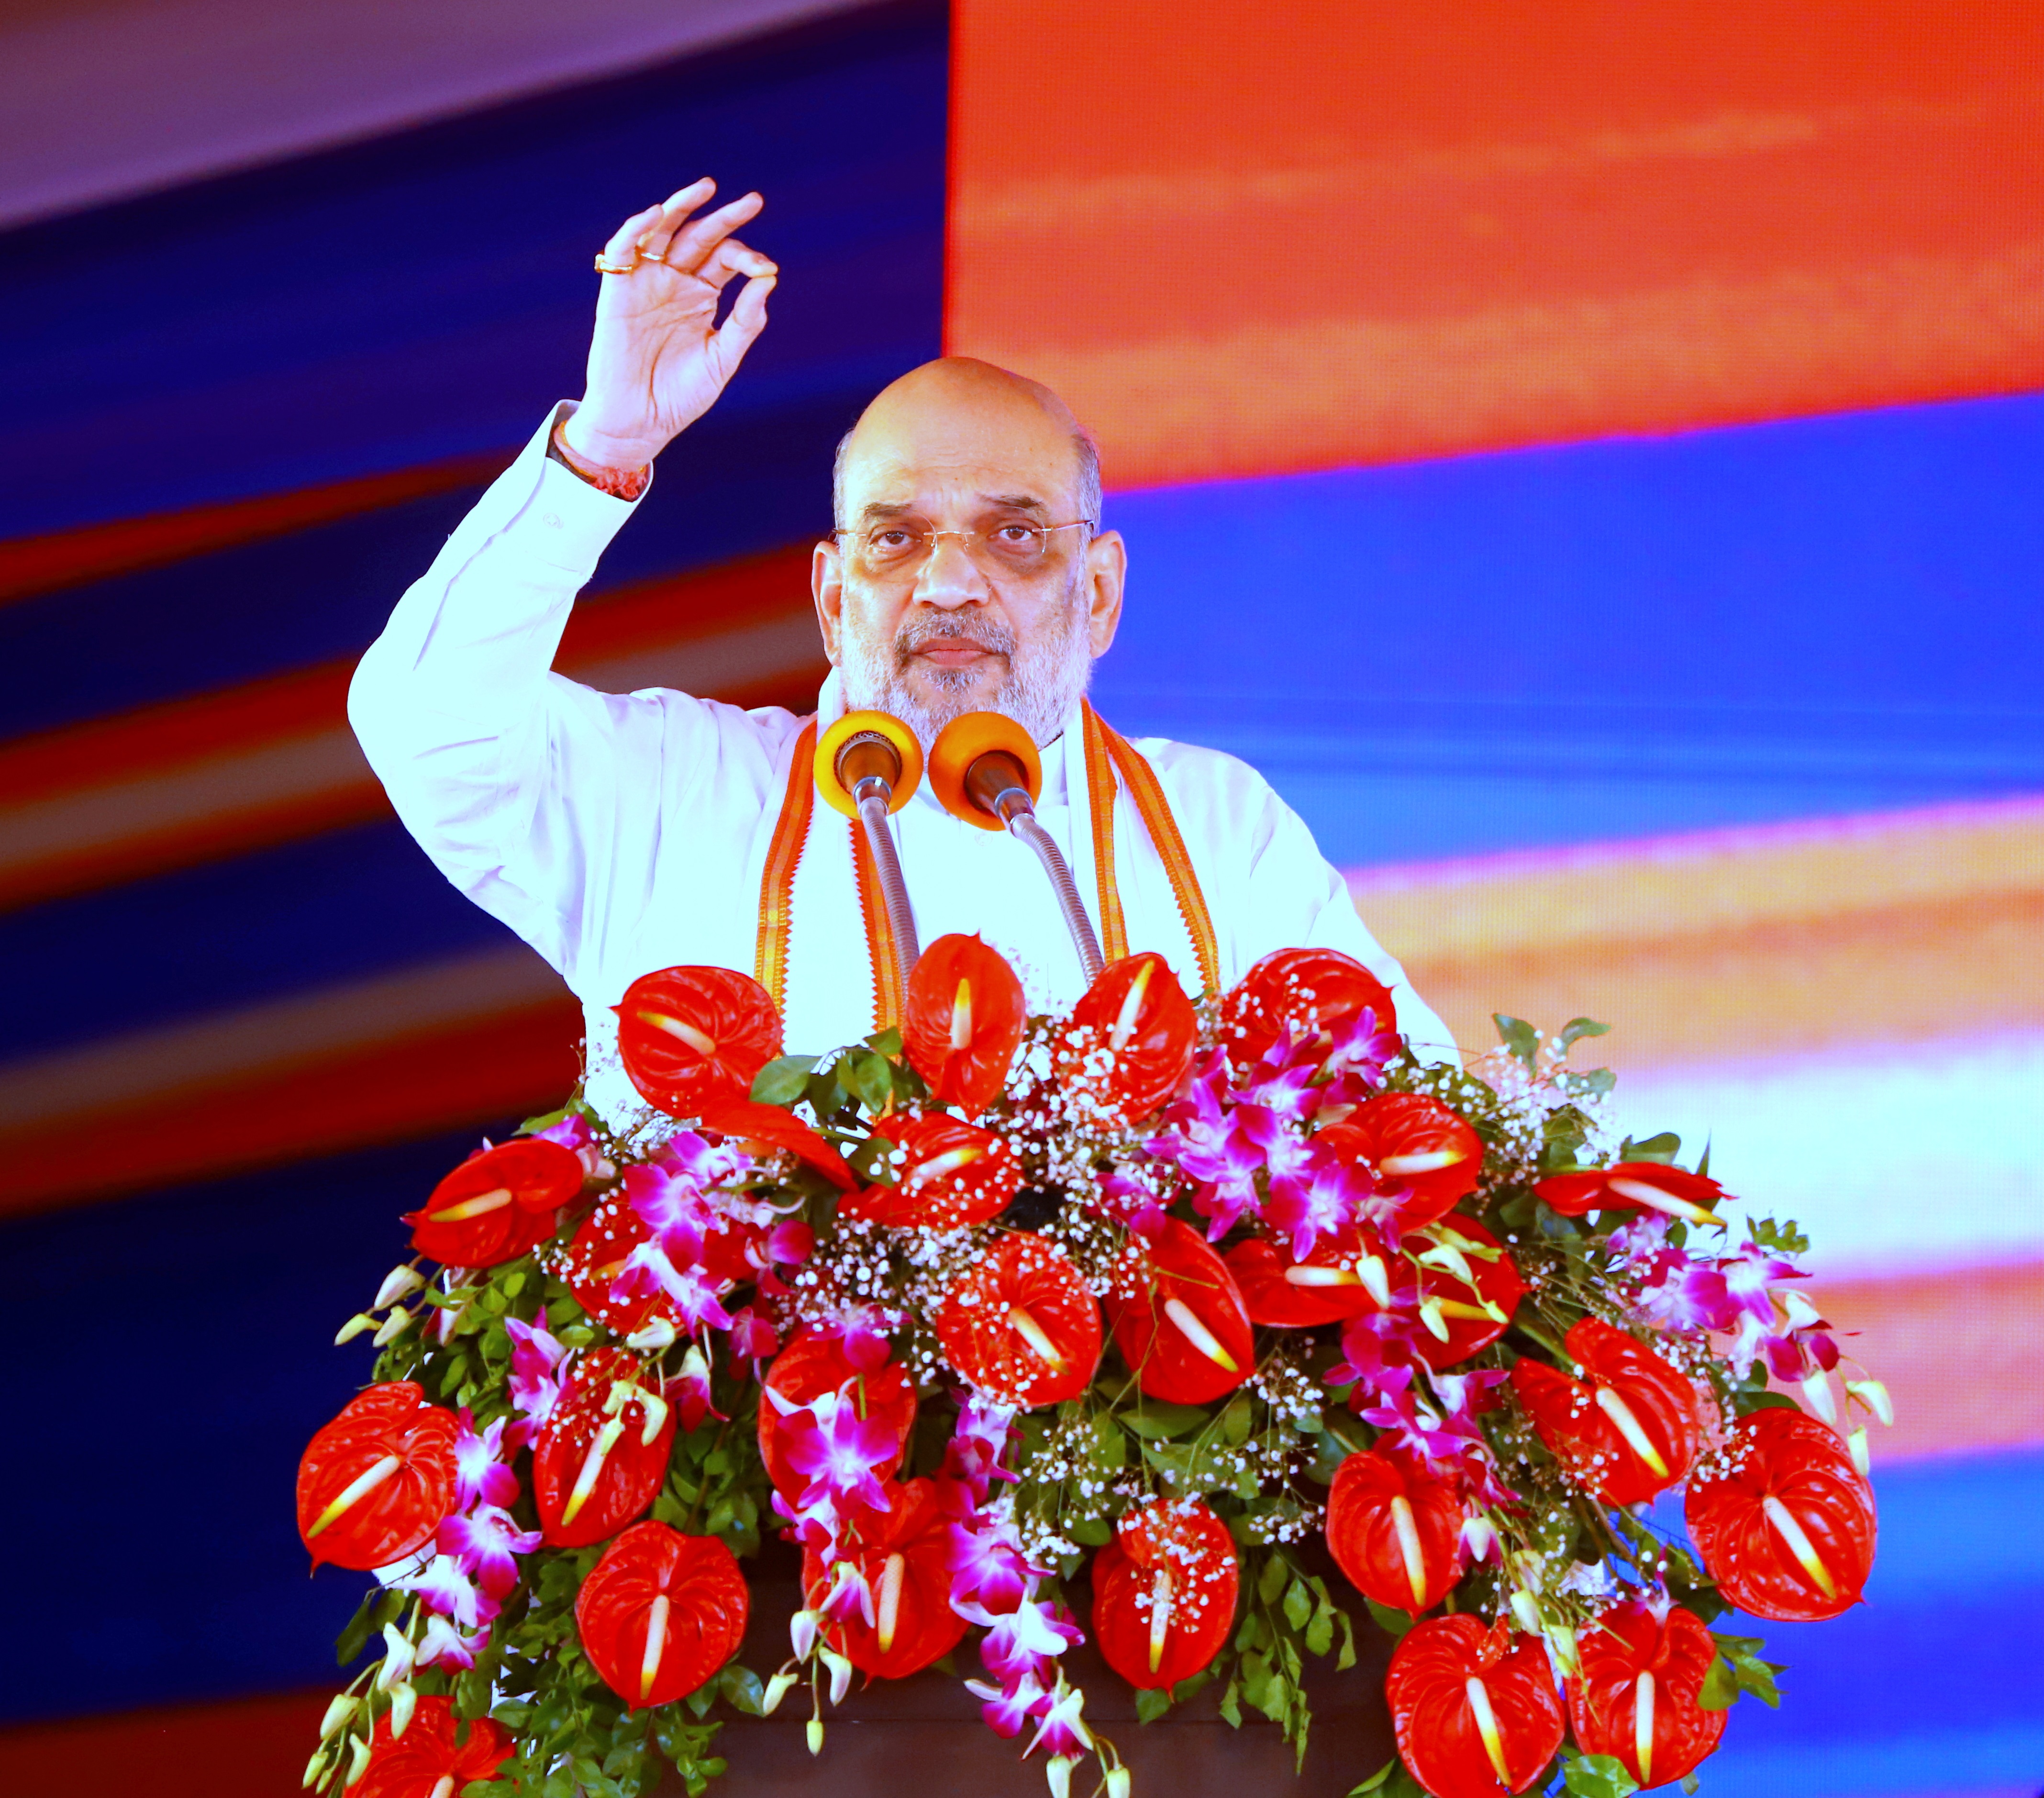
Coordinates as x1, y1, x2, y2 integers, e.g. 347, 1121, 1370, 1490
851, 775, 921, 966
1009, 810, 1106, 985
964, 754, 1105, 982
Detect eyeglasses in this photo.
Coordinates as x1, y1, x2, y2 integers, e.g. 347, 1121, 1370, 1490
831, 519, 1094, 577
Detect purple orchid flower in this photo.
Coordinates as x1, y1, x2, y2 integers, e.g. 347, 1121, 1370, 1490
1089, 1163, 1172, 1239
449, 1410, 518, 1513
766, 1386, 899, 1515
725, 1304, 780, 1374
667, 1343, 725, 1435
941, 1397, 1019, 1509
965, 1670, 1051, 1739
815, 1559, 877, 1628
1263, 1136, 1374, 1259
623, 1162, 719, 1268
610, 1239, 736, 1333
393, 1553, 498, 1631
1717, 1239, 1806, 1327
503, 1310, 568, 1446
960, 1595, 1083, 1688
809, 1303, 900, 1373
414, 1613, 487, 1672
1144, 1055, 1267, 1239
1322, 1005, 1400, 1085
946, 1514, 1036, 1615
1024, 1677, 1094, 1764
771, 1486, 845, 1557
436, 1503, 543, 1600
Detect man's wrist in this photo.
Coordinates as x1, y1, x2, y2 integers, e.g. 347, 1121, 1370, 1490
549, 418, 653, 502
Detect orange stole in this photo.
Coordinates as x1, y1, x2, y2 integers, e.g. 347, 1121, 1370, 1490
754, 710, 1221, 1031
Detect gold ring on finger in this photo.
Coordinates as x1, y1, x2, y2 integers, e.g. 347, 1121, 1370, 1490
593, 253, 640, 275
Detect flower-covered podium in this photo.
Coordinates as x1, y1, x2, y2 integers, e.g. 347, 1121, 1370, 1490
295, 938, 1887, 1798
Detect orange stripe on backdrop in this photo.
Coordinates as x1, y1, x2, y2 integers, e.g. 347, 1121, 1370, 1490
1348, 798, 2044, 1068
0, 544, 826, 912
1814, 1263, 2044, 1462
0, 948, 582, 1217
949, 0, 2044, 486
0, 1688, 329, 1798
0, 452, 506, 607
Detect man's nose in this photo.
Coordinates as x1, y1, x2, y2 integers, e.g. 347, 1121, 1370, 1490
912, 532, 990, 610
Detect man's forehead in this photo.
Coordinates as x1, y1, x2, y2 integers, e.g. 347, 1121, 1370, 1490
839, 356, 1087, 508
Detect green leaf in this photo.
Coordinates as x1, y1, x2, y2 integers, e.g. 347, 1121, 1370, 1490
1258, 1553, 1289, 1605
1134, 1687, 1173, 1724
1558, 1017, 1611, 1051
1220, 1395, 1255, 1445
1349, 1762, 1396, 1796
836, 1047, 893, 1113
1618, 1131, 1681, 1165
1067, 1516, 1114, 1547
1120, 1402, 1210, 1440
1697, 1656, 1740, 1711
1493, 1014, 1540, 1068
1734, 1388, 1803, 1417
1091, 1412, 1129, 1469
1748, 1215, 1811, 1256
1282, 1579, 1312, 1631
1563, 1752, 1641, 1798
1364, 1598, 1415, 1639
716, 1665, 766, 1717
749, 1056, 815, 1106
1305, 1605, 1335, 1657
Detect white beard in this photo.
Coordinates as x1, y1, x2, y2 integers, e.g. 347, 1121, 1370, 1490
838, 582, 1095, 749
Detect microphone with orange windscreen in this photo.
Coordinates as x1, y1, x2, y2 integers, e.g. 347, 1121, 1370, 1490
928, 712, 1105, 981
814, 710, 924, 965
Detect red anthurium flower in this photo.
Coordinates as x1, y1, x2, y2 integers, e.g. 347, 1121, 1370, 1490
1409, 1219, 1525, 1369
297, 1383, 459, 1571
1326, 1442, 1467, 1616
1225, 1223, 1392, 1327
614, 966, 783, 1118
757, 1330, 917, 1502
1387, 1615, 1565, 1798
1092, 1497, 1240, 1689
803, 1476, 970, 1677
1686, 1409, 1876, 1621
1059, 952, 1198, 1126
1510, 1318, 1700, 1506
577, 1521, 750, 1707
937, 1233, 1102, 1407
533, 1350, 676, 1548
403, 1136, 584, 1268
1103, 1217, 1255, 1405
1222, 945, 1399, 1073
839, 1113, 1021, 1229
1324, 1094, 1482, 1229
1537, 1163, 1725, 1229
696, 1097, 854, 1189
1567, 1599, 1727, 1788
354, 1695, 511, 1798
903, 933, 1027, 1120
561, 1197, 668, 1337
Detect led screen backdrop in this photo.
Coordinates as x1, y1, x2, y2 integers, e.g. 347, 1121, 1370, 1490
0, 1, 2039, 1791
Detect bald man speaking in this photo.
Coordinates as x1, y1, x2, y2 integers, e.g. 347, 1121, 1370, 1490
351, 182, 1451, 1126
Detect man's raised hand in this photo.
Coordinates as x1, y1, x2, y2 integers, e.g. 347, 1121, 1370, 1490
559, 179, 778, 471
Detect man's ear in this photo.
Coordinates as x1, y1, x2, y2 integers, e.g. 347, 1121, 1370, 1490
811, 540, 844, 665
1083, 529, 1127, 658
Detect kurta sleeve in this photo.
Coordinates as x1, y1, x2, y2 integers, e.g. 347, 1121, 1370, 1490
346, 405, 773, 993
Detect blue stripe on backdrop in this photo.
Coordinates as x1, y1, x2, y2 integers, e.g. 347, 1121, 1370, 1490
0, 1131, 484, 1723
0, 389, 831, 742
0, 821, 514, 1064
1651, 1449, 2044, 1798
0, 0, 945, 543
1093, 391, 2044, 867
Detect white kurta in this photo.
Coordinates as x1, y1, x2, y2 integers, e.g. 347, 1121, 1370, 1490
349, 408, 1455, 1128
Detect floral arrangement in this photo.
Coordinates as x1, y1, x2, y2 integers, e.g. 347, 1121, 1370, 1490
294, 937, 1888, 1798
